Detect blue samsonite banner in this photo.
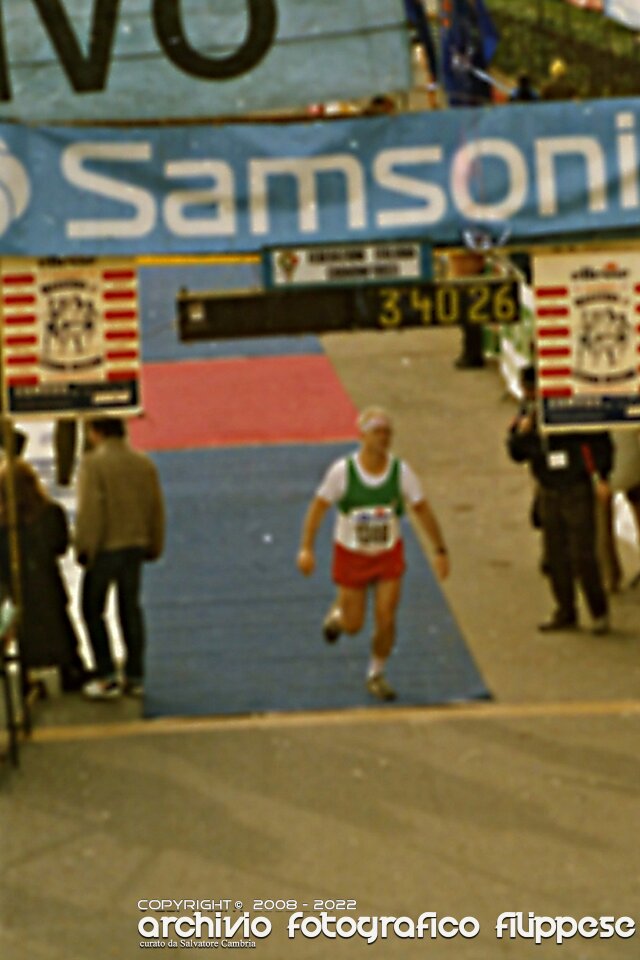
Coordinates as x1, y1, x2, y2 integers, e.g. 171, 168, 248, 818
0, 0, 411, 121
0, 97, 639, 256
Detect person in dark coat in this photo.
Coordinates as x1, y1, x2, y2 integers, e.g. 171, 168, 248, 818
0, 460, 85, 691
507, 366, 612, 634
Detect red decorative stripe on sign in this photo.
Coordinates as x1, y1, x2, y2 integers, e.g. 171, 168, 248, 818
103, 290, 136, 301
7, 375, 39, 387
541, 387, 573, 398
5, 335, 38, 347
538, 347, 571, 358
537, 326, 570, 338
107, 370, 137, 382
104, 309, 137, 321
635, 284, 640, 294
539, 366, 572, 378
102, 270, 136, 282
3, 294, 36, 306
536, 286, 569, 298
105, 330, 137, 341
537, 306, 569, 318
106, 350, 139, 361
540, 387, 573, 400
7, 354, 38, 366
4, 313, 36, 325
2, 274, 35, 286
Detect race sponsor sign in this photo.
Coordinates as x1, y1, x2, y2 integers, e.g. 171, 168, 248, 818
534, 251, 640, 430
0, 257, 141, 415
265, 241, 431, 288
1, 98, 640, 257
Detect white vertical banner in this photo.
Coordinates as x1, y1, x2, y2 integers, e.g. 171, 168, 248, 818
605, 0, 640, 29
534, 251, 640, 430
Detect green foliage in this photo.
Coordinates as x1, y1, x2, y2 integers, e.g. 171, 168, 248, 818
487, 0, 640, 97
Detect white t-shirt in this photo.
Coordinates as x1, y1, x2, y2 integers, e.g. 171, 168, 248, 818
316, 453, 425, 507
316, 454, 425, 553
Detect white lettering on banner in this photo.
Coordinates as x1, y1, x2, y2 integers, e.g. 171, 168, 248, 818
373, 148, 446, 227
36, 108, 640, 248
63, 142, 156, 238
163, 160, 237, 236
450, 138, 528, 221
615, 112, 639, 210
249, 155, 367, 235
0, 138, 30, 234
535, 137, 608, 216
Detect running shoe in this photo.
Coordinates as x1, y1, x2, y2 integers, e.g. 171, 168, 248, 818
322, 607, 342, 644
366, 674, 397, 702
82, 678, 122, 700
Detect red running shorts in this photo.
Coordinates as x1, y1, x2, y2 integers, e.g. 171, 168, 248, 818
332, 540, 406, 589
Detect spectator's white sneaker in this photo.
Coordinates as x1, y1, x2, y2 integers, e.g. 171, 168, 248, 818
591, 616, 610, 636
83, 678, 122, 700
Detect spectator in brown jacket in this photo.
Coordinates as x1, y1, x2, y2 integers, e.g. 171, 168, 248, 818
75, 417, 165, 700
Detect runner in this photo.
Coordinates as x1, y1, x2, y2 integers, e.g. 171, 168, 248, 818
296, 406, 450, 701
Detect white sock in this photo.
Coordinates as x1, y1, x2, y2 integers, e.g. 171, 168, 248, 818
368, 655, 387, 678
327, 605, 342, 626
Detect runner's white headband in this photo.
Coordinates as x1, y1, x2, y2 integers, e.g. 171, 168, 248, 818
359, 414, 392, 432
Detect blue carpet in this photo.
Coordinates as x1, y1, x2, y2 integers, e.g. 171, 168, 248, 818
143, 445, 490, 717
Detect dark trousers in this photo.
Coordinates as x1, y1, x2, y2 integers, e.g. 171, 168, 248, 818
457, 322, 485, 367
538, 483, 608, 620
81, 548, 146, 681
54, 419, 77, 486
54, 419, 90, 486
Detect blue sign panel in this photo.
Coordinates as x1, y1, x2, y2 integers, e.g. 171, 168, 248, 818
0, 98, 639, 256
0, 0, 411, 121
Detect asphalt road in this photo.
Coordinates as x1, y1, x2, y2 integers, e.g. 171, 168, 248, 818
2, 328, 639, 960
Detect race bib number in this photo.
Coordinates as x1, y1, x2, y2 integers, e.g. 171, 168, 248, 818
547, 450, 569, 470
352, 507, 395, 549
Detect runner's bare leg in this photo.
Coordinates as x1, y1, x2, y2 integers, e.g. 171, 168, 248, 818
330, 586, 367, 634
372, 578, 402, 664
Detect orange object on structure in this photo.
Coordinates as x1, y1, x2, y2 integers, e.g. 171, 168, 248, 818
448, 251, 486, 278
564, 0, 603, 10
